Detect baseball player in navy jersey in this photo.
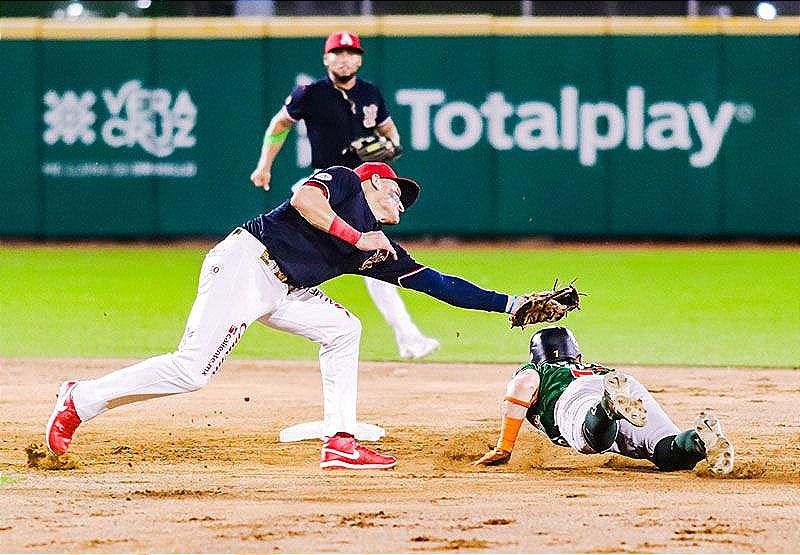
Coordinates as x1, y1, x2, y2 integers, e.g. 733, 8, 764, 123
250, 30, 440, 360
46, 162, 552, 470
474, 327, 735, 475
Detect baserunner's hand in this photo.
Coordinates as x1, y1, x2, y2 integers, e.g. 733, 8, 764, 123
473, 447, 511, 466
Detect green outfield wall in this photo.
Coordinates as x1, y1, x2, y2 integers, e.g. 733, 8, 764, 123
1, 16, 798, 238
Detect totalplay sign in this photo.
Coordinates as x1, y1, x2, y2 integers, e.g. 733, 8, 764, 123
395, 86, 753, 168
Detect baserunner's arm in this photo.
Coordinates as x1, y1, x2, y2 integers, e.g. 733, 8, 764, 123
474, 367, 540, 466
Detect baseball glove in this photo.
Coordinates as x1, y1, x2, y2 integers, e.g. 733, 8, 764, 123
509, 282, 582, 329
344, 134, 403, 163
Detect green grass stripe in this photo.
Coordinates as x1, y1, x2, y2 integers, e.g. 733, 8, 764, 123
0, 475, 24, 487
1, 244, 798, 367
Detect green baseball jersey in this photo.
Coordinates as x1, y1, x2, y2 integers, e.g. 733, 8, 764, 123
518, 361, 611, 444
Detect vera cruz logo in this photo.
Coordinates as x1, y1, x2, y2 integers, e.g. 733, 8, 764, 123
41, 79, 198, 178
395, 86, 754, 168
43, 80, 197, 156
101, 80, 196, 157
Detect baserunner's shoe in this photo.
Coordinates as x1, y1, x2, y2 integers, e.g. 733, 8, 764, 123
694, 411, 734, 475
45, 381, 82, 455
320, 434, 397, 470
601, 370, 648, 427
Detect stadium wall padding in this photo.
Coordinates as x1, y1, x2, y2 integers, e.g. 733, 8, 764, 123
1, 16, 798, 238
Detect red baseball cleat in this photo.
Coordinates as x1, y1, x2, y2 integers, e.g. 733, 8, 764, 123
320, 434, 397, 470
45, 381, 82, 455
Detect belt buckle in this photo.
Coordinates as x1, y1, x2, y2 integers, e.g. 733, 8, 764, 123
261, 249, 288, 284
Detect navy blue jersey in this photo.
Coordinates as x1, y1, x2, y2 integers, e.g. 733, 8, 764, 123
242, 166, 422, 288
284, 77, 391, 168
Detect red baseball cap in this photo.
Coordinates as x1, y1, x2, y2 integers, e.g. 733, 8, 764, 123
354, 162, 420, 209
324, 31, 364, 54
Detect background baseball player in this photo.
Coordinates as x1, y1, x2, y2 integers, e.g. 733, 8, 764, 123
46, 162, 577, 470
474, 326, 735, 475
250, 30, 439, 360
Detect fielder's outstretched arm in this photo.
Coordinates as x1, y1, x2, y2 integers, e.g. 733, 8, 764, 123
398, 267, 514, 313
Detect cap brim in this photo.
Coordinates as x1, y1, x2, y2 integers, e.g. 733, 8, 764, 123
327, 46, 364, 54
396, 177, 420, 210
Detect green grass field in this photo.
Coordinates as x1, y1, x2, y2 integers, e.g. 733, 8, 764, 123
1, 243, 797, 368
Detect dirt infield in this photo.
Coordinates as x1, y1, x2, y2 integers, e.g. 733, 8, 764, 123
1, 358, 798, 553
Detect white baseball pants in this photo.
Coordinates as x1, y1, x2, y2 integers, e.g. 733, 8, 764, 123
70, 228, 361, 437
554, 374, 680, 460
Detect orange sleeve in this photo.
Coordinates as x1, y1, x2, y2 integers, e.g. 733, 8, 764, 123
498, 416, 524, 452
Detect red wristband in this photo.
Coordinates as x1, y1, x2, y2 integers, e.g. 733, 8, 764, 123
328, 216, 362, 245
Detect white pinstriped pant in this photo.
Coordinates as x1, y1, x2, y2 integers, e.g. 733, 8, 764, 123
71, 228, 361, 437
